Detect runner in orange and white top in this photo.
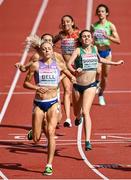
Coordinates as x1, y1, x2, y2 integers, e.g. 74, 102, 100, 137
53, 15, 80, 127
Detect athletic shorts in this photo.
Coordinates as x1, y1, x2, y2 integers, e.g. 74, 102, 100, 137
73, 81, 97, 94
98, 49, 112, 58
33, 97, 58, 112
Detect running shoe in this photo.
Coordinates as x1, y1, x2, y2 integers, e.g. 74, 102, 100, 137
75, 116, 83, 126
27, 129, 33, 140
95, 80, 100, 94
85, 141, 92, 151
43, 166, 53, 176
63, 118, 72, 127
98, 95, 106, 106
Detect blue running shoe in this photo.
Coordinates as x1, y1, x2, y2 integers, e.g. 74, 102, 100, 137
85, 141, 92, 151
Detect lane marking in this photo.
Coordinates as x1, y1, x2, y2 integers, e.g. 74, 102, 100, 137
95, 133, 131, 135
105, 90, 131, 93
0, 140, 130, 149
0, 0, 4, 5
77, 119, 109, 179
103, 135, 131, 140
0, 139, 130, 143
0, 90, 131, 95
86, 0, 93, 29
0, 0, 49, 123
1, 138, 131, 142
0, 53, 21, 56
0, 171, 8, 180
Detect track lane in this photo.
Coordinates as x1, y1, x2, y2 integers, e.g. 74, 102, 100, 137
87, 0, 131, 179
0, 0, 131, 179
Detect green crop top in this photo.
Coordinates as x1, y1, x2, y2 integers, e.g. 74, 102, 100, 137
74, 46, 98, 71
93, 20, 112, 46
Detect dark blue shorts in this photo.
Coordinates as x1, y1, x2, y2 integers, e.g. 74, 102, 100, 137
98, 49, 111, 58
73, 81, 97, 94
34, 97, 58, 112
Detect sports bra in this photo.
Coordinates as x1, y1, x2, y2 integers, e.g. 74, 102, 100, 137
61, 30, 79, 55
93, 20, 112, 46
34, 59, 60, 86
74, 46, 98, 71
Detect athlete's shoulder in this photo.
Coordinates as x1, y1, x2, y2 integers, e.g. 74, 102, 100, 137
54, 51, 62, 60
53, 32, 63, 43
59, 31, 66, 38
29, 60, 39, 72
74, 29, 80, 35
54, 51, 61, 56
106, 20, 114, 27
106, 20, 116, 31
76, 47, 81, 55
92, 45, 98, 52
71, 29, 80, 38
30, 52, 40, 62
107, 20, 113, 24
54, 52, 65, 63
93, 21, 100, 26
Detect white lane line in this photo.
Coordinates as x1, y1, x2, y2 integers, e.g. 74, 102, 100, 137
0, 92, 35, 95
95, 133, 131, 135
77, 119, 109, 179
0, 53, 21, 56
0, 0, 4, 5
86, 0, 93, 29
5, 133, 131, 141
0, 90, 131, 95
105, 90, 131, 93
0, 171, 8, 180
0, 140, 130, 149
0, 0, 49, 123
107, 135, 131, 140
0, 139, 130, 143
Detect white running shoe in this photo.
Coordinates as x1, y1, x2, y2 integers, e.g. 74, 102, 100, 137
63, 118, 72, 127
99, 96, 106, 106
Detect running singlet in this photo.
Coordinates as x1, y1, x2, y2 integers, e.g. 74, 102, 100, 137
61, 30, 79, 55
74, 46, 98, 71
34, 59, 60, 86
93, 20, 112, 46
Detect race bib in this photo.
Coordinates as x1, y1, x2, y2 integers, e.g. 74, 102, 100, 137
93, 29, 108, 44
39, 68, 59, 86
61, 38, 76, 54
81, 54, 98, 70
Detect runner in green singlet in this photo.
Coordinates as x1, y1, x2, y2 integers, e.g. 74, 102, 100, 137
91, 4, 120, 105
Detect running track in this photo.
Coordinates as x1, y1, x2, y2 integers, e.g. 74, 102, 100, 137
0, 0, 131, 179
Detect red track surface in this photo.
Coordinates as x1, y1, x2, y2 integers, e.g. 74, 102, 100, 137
0, 0, 131, 179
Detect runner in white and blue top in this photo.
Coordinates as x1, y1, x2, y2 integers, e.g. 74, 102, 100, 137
23, 41, 76, 176
34, 58, 60, 112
